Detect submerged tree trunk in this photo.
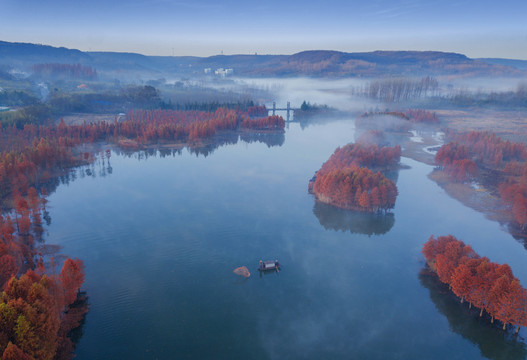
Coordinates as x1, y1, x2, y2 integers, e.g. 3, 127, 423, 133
480, 308, 484, 317
503, 323, 507, 331
469, 302, 472, 309
491, 316, 494, 324
516, 326, 521, 334
460, 297, 464, 304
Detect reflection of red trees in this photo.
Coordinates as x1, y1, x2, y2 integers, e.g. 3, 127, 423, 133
312, 143, 400, 212
423, 235, 527, 333
241, 115, 284, 130
435, 131, 527, 230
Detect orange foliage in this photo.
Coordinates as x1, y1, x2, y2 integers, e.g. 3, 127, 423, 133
319, 143, 401, 171
247, 105, 268, 117
435, 131, 527, 229
423, 235, 527, 332
312, 143, 400, 212
0, 260, 86, 359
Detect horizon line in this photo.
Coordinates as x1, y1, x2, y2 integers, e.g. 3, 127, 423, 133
2, 39, 527, 61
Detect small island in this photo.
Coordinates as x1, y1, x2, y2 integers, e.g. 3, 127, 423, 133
309, 142, 400, 212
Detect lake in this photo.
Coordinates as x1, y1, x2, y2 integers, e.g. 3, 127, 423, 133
45, 106, 527, 359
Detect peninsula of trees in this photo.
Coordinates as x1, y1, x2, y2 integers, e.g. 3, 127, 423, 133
310, 143, 400, 212
434, 131, 527, 232
423, 235, 527, 333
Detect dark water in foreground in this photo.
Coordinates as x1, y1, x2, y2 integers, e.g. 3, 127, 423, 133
47, 119, 527, 359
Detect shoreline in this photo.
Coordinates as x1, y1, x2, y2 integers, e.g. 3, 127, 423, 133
384, 126, 524, 239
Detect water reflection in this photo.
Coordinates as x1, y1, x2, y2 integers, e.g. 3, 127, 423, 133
60, 292, 90, 359
419, 269, 527, 360
41, 151, 113, 199
313, 202, 395, 236
508, 224, 527, 250
42, 130, 284, 201
111, 131, 285, 158
239, 131, 285, 147
293, 113, 351, 130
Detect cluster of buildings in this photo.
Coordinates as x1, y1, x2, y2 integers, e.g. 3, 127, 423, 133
203, 68, 234, 77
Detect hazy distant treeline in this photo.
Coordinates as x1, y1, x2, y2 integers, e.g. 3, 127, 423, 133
439, 84, 527, 108
365, 76, 439, 102
160, 99, 262, 113
0, 82, 267, 129
32, 63, 97, 80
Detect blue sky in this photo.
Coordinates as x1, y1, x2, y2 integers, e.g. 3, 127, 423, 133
1, 0, 526, 59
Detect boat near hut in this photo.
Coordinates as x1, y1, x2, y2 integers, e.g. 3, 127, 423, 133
258, 260, 281, 272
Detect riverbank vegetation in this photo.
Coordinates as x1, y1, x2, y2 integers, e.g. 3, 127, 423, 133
423, 235, 527, 333
434, 131, 527, 233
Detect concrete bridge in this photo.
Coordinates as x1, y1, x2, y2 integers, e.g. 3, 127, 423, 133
268, 102, 299, 121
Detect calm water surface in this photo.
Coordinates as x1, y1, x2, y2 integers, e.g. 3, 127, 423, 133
46, 117, 527, 359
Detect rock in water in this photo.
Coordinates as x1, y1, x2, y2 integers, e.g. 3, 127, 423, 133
233, 266, 250, 278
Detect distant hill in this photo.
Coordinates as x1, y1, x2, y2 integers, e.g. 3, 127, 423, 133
0, 40, 524, 78
477, 58, 527, 71
0, 41, 91, 66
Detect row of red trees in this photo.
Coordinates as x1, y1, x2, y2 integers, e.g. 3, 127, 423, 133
312, 143, 399, 212
0, 108, 285, 200
247, 105, 268, 117
434, 131, 527, 230
319, 143, 401, 170
423, 235, 527, 333
121, 108, 284, 142
436, 131, 527, 169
